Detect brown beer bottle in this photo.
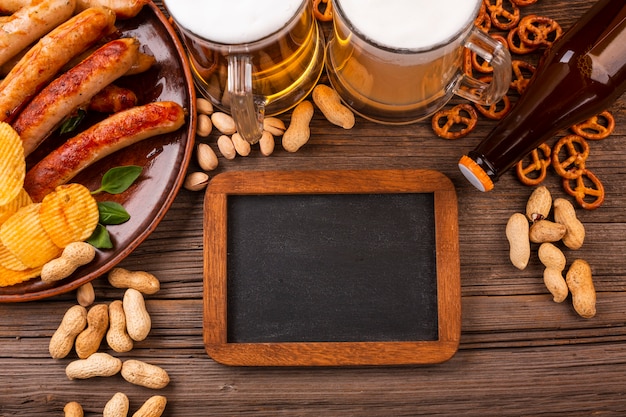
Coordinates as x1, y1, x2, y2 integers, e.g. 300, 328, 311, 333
459, 0, 626, 191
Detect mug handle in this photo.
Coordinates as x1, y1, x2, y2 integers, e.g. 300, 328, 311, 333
228, 54, 264, 144
455, 27, 512, 105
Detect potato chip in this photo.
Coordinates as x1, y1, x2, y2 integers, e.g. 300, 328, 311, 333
0, 203, 61, 268
0, 240, 29, 271
0, 263, 41, 287
0, 122, 25, 206
0, 188, 32, 225
39, 183, 99, 248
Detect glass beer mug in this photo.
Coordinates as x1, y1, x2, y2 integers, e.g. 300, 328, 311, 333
326, 0, 512, 124
164, 0, 325, 143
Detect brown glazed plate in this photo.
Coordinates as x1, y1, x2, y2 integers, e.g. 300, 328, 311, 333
0, 1, 196, 302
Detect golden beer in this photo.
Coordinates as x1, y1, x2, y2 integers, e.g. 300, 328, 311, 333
165, 0, 324, 117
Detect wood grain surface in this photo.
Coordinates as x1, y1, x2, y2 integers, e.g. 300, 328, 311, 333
2, 0, 626, 416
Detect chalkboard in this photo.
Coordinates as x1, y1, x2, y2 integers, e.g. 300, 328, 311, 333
203, 169, 460, 366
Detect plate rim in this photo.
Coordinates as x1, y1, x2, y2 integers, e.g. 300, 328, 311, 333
0, 0, 197, 302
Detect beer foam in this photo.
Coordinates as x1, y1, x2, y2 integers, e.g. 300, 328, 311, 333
165, 0, 303, 44
337, 0, 480, 50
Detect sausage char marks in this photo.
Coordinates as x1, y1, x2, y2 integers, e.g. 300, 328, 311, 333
0, 7, 117, 122
24, 101, 186, 202
0, 0, 76, 67
13, 37, 141, 156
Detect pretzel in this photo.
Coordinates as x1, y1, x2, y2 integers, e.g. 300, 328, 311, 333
510, 60, 536, 94
312, 0, 333, 22
507, 26, 539, 54
431, 104, 478, 139
475, 93, 512, 120
474, 2, 492, 33
485, 0, 520, 31
517, 15, 562, 47
571, 110, 615, 140
470, 34, 508, 73
551, 134, 590, 179
562, 168, 605, 210
516, 143, 551, 186
462, 49, 474, 77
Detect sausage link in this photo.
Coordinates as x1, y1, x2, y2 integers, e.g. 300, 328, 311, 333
0, 0, 76, 67
0, 7, 116, 122
88, 84, 138, 113
13, 38, 141, 156
24, 101, 186, 202
75, 0, 147, 19
0, 0, 31, 14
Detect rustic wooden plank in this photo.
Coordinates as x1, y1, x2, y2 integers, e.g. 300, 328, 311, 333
1, 0, 626, 415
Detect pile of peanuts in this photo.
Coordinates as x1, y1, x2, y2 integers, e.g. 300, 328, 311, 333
51, 268, 168, 417
506, 186, 596, 318
184, 84, 356, 192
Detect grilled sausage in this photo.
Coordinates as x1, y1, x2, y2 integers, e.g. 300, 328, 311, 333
0, 0, 76, 67
124, 51, 156, 75
88, 84, 138, 113
13, 38, 141, 156
0, 7, 116, 122
24, 101, 186, 202
0, 0, 32, 14
75, 0, 147, 19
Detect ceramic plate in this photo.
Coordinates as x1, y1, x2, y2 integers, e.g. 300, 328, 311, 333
0, 1, 196, 302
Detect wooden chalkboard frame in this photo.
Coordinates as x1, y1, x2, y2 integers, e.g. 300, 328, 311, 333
203, 169, 460, 366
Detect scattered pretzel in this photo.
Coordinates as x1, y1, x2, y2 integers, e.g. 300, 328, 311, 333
571, 111, 615, 140
516, 143, 551, 186
507, 26, 539, 54
475, 93, 512, 120
551, 135, 590, 180
510, 60, 536, 94
463, 49, 474, 77
485, 0, 521, 30
518, 15, 562, 47
431, 104, 478, 139
474, 2, 492, 33
471, 34, 508, 73
312, 0, 333, 22
562, 169, 605, 210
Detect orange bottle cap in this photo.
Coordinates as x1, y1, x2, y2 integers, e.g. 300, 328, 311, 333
458, 155, 494, 192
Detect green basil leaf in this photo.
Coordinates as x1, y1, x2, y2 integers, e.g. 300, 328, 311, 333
86, 224, 112, 249
59, 109, 87, 134
98, 201, 130, 225
92, 165, 142, 195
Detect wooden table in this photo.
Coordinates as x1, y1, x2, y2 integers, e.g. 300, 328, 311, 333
2, 1, 626, 415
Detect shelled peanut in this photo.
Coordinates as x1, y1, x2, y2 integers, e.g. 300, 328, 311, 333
506, 186, 595, 318
184, 85, 356, 192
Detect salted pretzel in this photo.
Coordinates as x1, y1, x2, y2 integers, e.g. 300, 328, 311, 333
510, 60, 536, 94
474, 2, 492, 33
470, 34, 508, 73
484, 0, 520, 31
571, 110, 615, 140
507, 26, 539, 54
431, 103, 478, 139
511, 0, 538, 6
551, 134, 590, 180
312, 0, 332, 22
462, 49, 474, 77
516, 143, 551, 186
475, 93, 512, 120
562, 169, 605, 210
517, 15, 562, 47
